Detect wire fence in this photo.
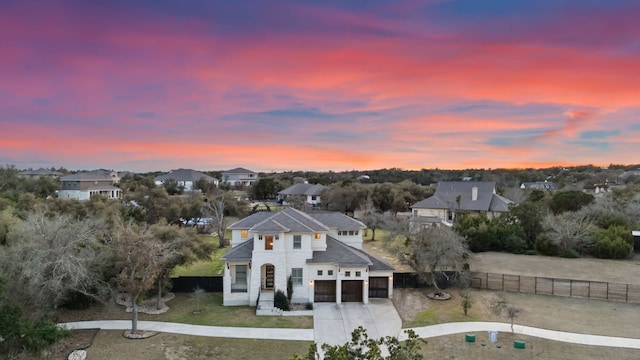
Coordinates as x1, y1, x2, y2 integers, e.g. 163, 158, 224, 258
470, 272, 640, 303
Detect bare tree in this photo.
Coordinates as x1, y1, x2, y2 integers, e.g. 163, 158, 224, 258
490, 294, 521, 334
541, 211, 596, 254
0, 210, 110, 316
357, 198, 386, 241
110, 220, 169, 334
150, 222, 214, 309
203, 190, 232, 248
404, 225, 470, 295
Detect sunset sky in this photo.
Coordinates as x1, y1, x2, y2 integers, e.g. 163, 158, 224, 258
1, 0, 639, 172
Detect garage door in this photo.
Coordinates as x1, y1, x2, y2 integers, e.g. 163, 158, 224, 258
314, 280, 336, 302
368, 277, 388, 298
341, 280, 363, 302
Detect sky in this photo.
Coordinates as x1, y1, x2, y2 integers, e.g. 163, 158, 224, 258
1, 0, 639, 173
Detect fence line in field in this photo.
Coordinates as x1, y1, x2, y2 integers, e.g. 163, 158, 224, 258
470, 272, 640, 303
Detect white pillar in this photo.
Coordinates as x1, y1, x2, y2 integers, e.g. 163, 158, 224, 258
363, 279, 369, 304
336, 276, 342, 304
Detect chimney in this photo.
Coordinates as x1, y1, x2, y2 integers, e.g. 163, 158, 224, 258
472, 186, 478, 201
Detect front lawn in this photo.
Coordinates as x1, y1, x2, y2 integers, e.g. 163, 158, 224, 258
139, 293, 313, 329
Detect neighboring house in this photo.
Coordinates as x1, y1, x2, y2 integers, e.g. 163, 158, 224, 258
633, 230, 640, 253
411, 181, 512, 226
619, 170, 640, 184
520, 181, 556, 190
154, 168, 219, 191
221, 207, 394, 307
222, 167, 258, 186
277, 183, 325, 207
57, 170, 121, 201
18, 168, 63, 179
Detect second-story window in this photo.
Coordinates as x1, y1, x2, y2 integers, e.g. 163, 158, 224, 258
314, 233, 321, 239
293, 235, 301, 249
265, 235, 273, 250
241, 230, 248, 238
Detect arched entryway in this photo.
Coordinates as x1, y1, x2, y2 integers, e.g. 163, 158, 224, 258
261, 263, 275, 290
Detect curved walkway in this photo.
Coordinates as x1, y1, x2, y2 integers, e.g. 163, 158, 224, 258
61, 320, 640, 350
61, 320, 314, 341
400, 322, 640, 349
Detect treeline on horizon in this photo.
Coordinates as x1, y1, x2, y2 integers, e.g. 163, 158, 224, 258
12, 163, 640, 187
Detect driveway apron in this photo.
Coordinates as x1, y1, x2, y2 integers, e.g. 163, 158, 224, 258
313, 299, 402, 347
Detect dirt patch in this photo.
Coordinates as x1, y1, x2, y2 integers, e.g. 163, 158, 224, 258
40, 329, 99, 360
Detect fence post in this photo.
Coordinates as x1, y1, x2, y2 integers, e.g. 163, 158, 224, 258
502, 274, 505, 291
588, 281, 591, 298
570, 280, 572, 297
518, 275, 521, 292
535, 277, 537, 294
607, 282, 609, 300
627, 284, 629, 302
486, 272, 488, 290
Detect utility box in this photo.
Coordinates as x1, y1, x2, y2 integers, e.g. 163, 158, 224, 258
514, 340, 526, 349
465, 334, 476, 342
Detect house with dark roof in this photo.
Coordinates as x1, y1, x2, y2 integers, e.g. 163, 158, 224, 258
221, 207, 394, 308
411, 181, 512, 226
520, 181, 556, 190
57, 170, 121, 201
18, 168, 63, 179
277, 182, 325, 207
222, 167, 258, 186
154, 168, 219, 191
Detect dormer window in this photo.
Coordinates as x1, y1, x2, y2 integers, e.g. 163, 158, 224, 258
241, 230, 248, 238
314, 233, 321, 239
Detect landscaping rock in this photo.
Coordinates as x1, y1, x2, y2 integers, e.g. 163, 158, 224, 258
68, 349, 87, 360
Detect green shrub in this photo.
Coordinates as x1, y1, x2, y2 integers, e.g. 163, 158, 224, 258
560, 249, 580, 258
274, 289, 290, 311
287, 275, 293, 302
305, 302, 313, 310
21, 319, 69, 351
592, 237, 632, 259
535, 234, 558, 256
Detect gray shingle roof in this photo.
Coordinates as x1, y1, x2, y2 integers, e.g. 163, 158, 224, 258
223, 167, 255, 174
221, 239, 254, 261
307, 236, 372, 267
411, 181, 512, 212
306, 236, 394, 271
154, 169, 217, 183
61, 170, 114, 181
278, 183, 325, 196
228, 207, 330, 232
307, 211, 366, 231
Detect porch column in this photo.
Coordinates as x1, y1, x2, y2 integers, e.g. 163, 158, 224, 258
388, 275, 394, 298
363, 279, 369, 304
336, 277, 342, 304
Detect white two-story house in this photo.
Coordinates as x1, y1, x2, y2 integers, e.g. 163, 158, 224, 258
221, 207, 394, 306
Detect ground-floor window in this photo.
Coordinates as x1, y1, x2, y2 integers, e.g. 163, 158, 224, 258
232, 265, 248, 292
291, 268, 303, 285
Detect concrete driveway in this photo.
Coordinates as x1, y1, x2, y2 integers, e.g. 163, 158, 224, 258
313, 299, 402, 347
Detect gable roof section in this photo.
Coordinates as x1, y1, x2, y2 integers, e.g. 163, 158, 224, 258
307, 211, 366, 231
306, 236, 394, 271
278, 183, 325, 196
307, 236, 372, 267
411, 181, 512, 212
61, 170, 114, 181
223, 167, 255, 174
228, 207, 330, 232
221, 239, 254, 261
154, 168, 217, 183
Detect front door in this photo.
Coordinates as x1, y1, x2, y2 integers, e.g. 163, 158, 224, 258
264, 265, 275, 289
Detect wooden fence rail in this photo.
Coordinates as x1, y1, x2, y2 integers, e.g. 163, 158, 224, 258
471, 272, 640, 303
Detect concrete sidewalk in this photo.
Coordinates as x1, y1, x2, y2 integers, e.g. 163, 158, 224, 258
400, 321, 640, 350
61, 320, 314, 341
